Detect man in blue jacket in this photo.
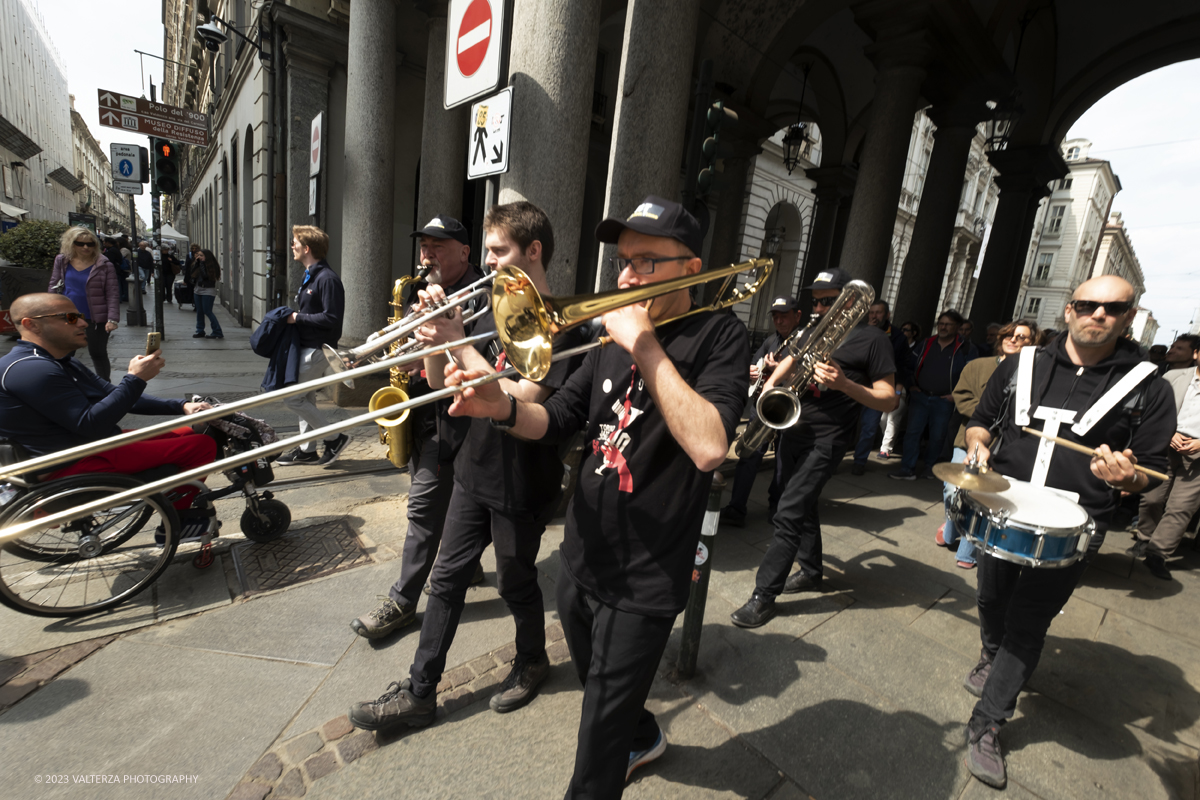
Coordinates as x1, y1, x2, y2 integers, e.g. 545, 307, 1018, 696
276, 225, 349, 467
0, 293, 215, 517
890, 309, 976, 480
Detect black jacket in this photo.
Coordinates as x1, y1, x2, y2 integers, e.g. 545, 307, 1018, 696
967, 334, 1175, 521
252, 306, 304, 391
294, 260, 345, 348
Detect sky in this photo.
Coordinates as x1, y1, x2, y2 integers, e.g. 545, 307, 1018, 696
37, 0, 166, 226
1064, 59, 1200, 345
34, 2, 1200, 343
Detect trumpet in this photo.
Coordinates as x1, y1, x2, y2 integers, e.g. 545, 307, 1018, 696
323, 270, 495, 386
0, 257, 774, 542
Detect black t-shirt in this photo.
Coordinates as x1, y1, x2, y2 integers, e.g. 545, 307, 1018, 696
793, 323, 895, 444
543, 310, 749, 617
453, 308, 587, 517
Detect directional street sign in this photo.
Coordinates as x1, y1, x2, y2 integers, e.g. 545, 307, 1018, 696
445, 0, 506, 109
109, 143, 145, 183
467, 88, 512, 180
97, 89, 210, 147
113, 180, 143, 195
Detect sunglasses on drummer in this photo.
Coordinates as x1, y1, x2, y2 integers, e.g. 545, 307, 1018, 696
1069, 299, 1134, 316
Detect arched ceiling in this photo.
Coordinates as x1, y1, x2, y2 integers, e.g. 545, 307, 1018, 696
689, 0, 1200, 164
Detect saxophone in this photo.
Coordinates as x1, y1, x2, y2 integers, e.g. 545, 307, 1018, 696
734, 280, 876, 458
368, 268, 429, 468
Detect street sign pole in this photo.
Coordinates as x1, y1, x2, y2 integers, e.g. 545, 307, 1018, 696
126, 195, 146, 327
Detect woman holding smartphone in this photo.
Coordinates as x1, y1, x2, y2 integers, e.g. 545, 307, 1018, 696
48, 226, 120, 380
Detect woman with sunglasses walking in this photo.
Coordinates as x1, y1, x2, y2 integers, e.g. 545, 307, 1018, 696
48, 226, 120, 380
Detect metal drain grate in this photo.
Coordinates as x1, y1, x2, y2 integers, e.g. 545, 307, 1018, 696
231, 518, 373, 594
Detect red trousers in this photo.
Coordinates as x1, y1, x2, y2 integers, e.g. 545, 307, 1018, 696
47, 428, 218, 510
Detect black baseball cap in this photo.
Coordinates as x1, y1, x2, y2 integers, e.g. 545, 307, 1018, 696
804, 268, 852, 291
411, 216, 470, 246
769, 295, 800, 312
595, 195, 704, 258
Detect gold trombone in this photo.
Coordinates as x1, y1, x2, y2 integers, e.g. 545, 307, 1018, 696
0, 256, 773, 542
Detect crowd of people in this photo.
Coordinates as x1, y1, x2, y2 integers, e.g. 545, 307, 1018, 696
3, 210, 1192, 797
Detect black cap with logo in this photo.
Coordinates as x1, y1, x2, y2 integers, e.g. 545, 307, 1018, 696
804, 268, 853, 291
769, 295, 800, 312
411, 216, 470, 246
595, 195, 704, 257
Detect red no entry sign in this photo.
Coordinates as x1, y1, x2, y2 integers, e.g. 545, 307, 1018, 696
456, 0, 492, 77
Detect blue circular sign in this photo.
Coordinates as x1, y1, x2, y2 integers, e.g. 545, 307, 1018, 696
118, 159, 133, 177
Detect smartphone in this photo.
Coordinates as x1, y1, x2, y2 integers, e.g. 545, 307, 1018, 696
145, 332, 162, 356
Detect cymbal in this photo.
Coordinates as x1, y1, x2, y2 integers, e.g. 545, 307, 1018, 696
932, 462, 1011, 493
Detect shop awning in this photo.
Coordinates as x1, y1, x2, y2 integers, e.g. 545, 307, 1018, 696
0, 202, 27, 218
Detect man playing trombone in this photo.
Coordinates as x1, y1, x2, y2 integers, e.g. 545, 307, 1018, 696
350, 216, 488, 639
349, 202, 588, 730
433, 196, 749, 797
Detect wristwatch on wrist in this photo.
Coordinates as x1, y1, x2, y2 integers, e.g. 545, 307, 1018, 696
489, 392, 519, 431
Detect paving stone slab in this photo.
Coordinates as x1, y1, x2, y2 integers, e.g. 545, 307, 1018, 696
0, 638, 325, 800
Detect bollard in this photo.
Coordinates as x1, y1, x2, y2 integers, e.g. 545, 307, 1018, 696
677, 471, 725, 679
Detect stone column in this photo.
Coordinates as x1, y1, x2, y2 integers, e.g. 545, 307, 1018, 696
800, 164, 857, 287
339, 0, 397, 344
970, 145, 1066, 327
593, 0, 701, 291
416, 3, 468, 232
835, 35, 930, 292
706, 151, 755, 272
893, 107, 983, 328
282, 37, 336, 295
500, 0, 602, 295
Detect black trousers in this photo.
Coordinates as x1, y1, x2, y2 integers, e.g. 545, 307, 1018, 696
387, 433, 456, 608
408, 485, 547, 697
85, 321, 111, 382
970, 532, 1100, 729
557, 575, 675, 800
753, 431, 843, 598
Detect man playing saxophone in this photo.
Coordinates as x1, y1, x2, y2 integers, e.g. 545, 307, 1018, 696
350, 215, 488, 638
731, 267, 897, 628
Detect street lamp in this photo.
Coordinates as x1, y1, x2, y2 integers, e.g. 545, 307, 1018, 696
983, 96, 1021, 153
781, 63, 813, 175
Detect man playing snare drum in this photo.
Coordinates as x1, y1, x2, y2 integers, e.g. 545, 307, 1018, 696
960, 275, 1174, 789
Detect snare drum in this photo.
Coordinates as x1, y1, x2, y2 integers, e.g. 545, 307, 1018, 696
949, 480, 1095, 569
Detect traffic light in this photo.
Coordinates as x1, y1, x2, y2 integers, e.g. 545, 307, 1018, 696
696, 101, 739, 194
150, 138, 180, 194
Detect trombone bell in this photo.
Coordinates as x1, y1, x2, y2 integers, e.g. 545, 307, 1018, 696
323, 344, 356, 389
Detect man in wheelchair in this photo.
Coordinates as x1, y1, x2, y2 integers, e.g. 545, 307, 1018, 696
0, 293, 217, 538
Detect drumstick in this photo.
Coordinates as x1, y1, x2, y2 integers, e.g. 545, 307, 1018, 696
1020, 427, 1169, 482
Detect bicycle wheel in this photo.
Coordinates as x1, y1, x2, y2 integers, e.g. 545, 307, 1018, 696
0, 476, 180, 617
6, 475, 154, 560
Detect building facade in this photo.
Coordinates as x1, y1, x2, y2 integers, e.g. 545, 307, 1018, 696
69, 96, 131, 235
0, 0, 76, 225
1013, 139, 1144, 330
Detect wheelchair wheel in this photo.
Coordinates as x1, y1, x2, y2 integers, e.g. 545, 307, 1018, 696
0, 476, 180, 617
6, 475, 154, 561
240, 498, 291, 543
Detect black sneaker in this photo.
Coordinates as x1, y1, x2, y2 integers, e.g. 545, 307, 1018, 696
1144, 553, 1173, 581
489, 654, 549, 713
1125, 539, 1147, 558
782, 570, 822, 594
850, 463, 866, 476
720, 506, 746, 528
350, 596, 415, 639
154, 510, 214, 546
889, 470, 916, 481
348, 679, 436, 732
965, 721, 1006, 788
963, 649, 993, 697
276, 448, 319, 466
730, 594, 775, 628
205, 332, 224, 339
317, 433, 351, 467
192, 332, 206, 338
